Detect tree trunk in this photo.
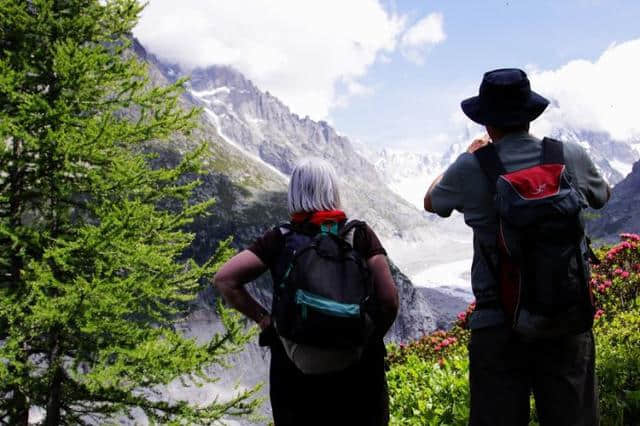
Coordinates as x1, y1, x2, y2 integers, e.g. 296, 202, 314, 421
5, 139, 30, 426
6, 384, 30, 426
44, 337, 64, 426
43, 369, 64, 426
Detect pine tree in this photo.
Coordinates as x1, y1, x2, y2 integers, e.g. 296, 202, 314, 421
0, 1, 258, 424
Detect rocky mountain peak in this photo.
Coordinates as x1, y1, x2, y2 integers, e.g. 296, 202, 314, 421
180, 63, 429, 238
549, 128, 639, 184
587, 157, 640, 241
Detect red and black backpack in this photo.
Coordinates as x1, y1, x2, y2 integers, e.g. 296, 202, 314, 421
474, 137, 596, 338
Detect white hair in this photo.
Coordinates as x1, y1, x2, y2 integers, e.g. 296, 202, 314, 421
287, 158, 342, 214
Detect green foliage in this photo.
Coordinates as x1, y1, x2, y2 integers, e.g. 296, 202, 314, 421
388, 233, 640, 425
596, 308, 640, 426
0, 0, 258, 424
388, 352, 469, 426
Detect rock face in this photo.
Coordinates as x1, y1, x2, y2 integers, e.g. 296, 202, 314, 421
184, 65, 433, 239
587, 159, 640, 242
387, 263, 437, 339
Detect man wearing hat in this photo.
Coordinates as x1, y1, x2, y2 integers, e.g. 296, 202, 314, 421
424, 68, 610, 425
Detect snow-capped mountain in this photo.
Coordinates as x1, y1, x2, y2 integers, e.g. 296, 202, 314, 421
549, 128, 640, 184
359, 143, 465, 210
185, 65, 433, 239
181, 65, 475, 295
362, 129, 638, 212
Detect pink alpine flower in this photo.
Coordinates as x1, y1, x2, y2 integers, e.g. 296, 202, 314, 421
620, 233, 640, 242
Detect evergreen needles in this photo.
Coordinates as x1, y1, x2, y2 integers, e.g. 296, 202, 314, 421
0, 0, 259, 424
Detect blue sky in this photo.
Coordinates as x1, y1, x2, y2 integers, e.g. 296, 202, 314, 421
329, 0, 640, 151
135, 0, 640, 153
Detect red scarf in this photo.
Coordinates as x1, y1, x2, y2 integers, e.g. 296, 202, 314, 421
290, 210, 347, 225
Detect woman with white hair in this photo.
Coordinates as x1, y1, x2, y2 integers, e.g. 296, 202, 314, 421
215, 158, 398, 425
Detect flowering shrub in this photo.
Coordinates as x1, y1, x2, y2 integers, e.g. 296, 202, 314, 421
591, 233, 640, 425
387, 233, 640, 426
455, 301, 476, 330
387, 303, 474, 368
387, 329, 466, 367
591, 233, 640, 319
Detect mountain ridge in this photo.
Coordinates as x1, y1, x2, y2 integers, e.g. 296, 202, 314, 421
365, 129, 638, 212
587, 159, 640, 242
184, 64, 433, 239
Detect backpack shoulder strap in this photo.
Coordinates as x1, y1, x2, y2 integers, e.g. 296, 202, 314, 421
271, 223, 314, 283
280, 221, 319, 237
340, 220, 367, 247
541, 137, 565, 165
277, 223, 292, 236
474, 143, 506, 192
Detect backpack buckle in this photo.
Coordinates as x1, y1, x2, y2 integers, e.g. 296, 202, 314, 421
320, 222, 339, 236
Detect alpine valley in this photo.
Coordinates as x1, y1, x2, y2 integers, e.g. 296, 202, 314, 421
129, 39, 640, 424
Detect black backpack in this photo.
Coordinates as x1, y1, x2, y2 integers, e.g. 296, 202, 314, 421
475, 138, 596, 338
271, 220, 375, 374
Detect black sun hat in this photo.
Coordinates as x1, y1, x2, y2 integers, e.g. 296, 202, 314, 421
461, 68, 550, 127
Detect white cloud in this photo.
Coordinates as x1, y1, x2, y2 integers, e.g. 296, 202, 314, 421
333, 80, 375, 109
400, 13, 446, 65
529, 39, 640, 141
346, 80, 375, 97
134, 0, 405, 120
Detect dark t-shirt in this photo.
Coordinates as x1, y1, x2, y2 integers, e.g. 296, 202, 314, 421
248, 222, 387, 267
